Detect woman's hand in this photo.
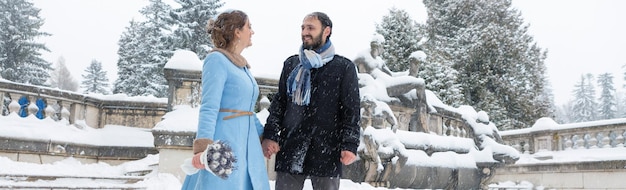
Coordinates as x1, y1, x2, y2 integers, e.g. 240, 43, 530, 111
261, 139, 280, 159
191, 152, 204, 169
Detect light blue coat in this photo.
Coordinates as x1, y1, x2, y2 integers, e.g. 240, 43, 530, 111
181, 52, 270, 190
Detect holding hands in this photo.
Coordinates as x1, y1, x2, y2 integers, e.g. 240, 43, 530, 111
261, 139, 356, 166
261, 139, 280, 159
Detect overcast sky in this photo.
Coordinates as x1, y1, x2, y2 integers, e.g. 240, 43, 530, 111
32, 0, 626, 105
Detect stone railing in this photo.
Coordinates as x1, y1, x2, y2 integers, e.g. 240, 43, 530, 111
387, 100, 471, 139
495, 118, 626, 189
500, 118, 626, 154
0, 79, 167, 129
0, 79, 167, 164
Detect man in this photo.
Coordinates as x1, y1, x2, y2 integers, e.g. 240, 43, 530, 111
262, 12, 361, 190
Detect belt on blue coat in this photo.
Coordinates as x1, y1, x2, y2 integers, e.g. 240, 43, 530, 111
219, 108, 253, 120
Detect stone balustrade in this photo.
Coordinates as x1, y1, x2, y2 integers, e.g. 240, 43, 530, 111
0, 79, 166, 164
495, 118, 626, 189
500, 118, 626, 154
0, 79, 167, 129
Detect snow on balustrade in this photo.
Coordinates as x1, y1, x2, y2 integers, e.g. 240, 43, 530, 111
500, 117, 626, 154
1, 78, 167, 132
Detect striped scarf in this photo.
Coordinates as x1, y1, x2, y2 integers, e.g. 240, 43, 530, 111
286, 40, 335, 106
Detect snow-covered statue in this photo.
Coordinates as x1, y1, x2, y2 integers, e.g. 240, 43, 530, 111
408, 51, 427, 78
354, 33, 429, 132
358, 94, 407, 186
359, 94, 398, 132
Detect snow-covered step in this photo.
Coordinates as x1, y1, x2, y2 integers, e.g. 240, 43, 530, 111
0, 174, 147, 189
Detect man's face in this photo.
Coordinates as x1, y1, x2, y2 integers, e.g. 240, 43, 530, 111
301, 16, 326, 50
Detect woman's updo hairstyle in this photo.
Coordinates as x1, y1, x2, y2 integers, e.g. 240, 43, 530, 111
206, 10, 248, 50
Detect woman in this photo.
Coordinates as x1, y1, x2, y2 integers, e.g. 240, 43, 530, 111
181, 10, 270, 190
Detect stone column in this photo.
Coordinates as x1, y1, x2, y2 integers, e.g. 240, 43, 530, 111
60, 101, 72, 124
27, 96, 39, 118
7, 93, 21, 115
45, 99, 57, 120
0, 91, 5, 116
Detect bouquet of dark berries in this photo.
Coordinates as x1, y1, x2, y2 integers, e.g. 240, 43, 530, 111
180, 140, 237, 179
200, 140, 237, 179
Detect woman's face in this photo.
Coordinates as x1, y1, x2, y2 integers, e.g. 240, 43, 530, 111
239, 19, 254, 48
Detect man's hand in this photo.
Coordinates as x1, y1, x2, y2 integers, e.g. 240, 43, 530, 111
191, 152, 204, 169
261, 139, 280, 159
340, 151, 356, 165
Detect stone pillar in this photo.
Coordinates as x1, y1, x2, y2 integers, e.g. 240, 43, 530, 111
27, 96, 39, 117
7, 93, 21, 115
60, 101, 72, 124
0, 91, 4, 116
45, 99, 57, 120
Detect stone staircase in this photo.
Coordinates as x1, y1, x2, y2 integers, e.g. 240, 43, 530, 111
0, 165, 156, 190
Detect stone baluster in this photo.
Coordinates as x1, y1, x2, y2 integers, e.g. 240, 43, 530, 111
0, 91, 5, 116
573, 135, 584, 149
60, 101, 72, 124
608, 131, 617, 147
621, 131, 626, 147
562, 135, 573, 150
559, 135, 565, 150
587, 133, 598, 149
522, 141, 530, 154
27, 96, 38, 117
460, 128, 467, 138
598, 132, 610, 148
8, 93, 22, 115
45, 98, 57, 120
449, 126, 456, 136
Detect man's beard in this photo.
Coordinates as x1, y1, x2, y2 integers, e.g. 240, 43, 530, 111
302, 31, 324, 50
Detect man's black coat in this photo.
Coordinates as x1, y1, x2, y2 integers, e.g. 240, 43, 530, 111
263, 54, 361, 177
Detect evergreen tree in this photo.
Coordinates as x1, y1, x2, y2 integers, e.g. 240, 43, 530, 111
113, 20, 142, 96
597, 73, 616, 120
422, 0, 551, 129
616, 92, 626, 118
113, 0, 173, 97
375, 8, 424, 72
571, 74, 597, 122
81, 59, 109, 94
419, 60, 464, 107
620, 64, 626, 117
49, 56, 78, 91
0, 0, 51, 85
554, 103, 572, 124
170, 0, 223, 59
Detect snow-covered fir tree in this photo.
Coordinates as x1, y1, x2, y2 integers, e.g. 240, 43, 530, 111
554, 103, 572, 124
113, 0, 173, 97
0, 0, 51, 85
81, 59, 109, 94
49, 56, 78, 91
113, 20, 143, 96
620, 64, 626, 117
571, 74, 597, 122
422, 0, 551, 130
375, 8, 423, 72
170, 0, 223, 60
419, 60, 464, 107
597, 73, 616, 120
616, 91, 626, 118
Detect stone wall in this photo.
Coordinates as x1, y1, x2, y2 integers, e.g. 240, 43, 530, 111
493, 160, 626, 189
